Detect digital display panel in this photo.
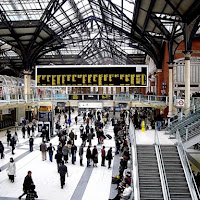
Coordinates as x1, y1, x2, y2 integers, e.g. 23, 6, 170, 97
36, 65, 148, 87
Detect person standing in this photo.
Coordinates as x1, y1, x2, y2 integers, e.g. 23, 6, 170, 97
75, 116, 78, 125
92, 145, 98, 167
22, 126, 26, 139
101, 146, 106, 167
31, 124, 35, 137
81, 131, 87, 147
29, 136, 34, 152
47, 143, 55, 162
27, 125, 31, 138
79, 124, 84, 135
40, 141, 47, 161
58, 161, 68, 189
86, 146, 92, 167
69, 129, 75, 145
79, 144, 84, 166
87, 132, 93, 146
18, 171, 34, 199
71, 144, 77, 165
0, 141, 4, 159
107, 147, 113, 169
6, 157, 16, 183
68, 118, 71, 127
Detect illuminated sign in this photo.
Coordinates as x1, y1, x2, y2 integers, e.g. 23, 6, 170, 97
69, 95, 82, 100
99, 95, 113, 100
36, 65, 148, 87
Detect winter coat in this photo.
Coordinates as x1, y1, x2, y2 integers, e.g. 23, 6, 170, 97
40, 143, 47, 152
23, 175, 33, 192
7, 162, 16, 176
0, 143, 4, 153
62, 145, 69, 156
59, 164, 68, 177
107, 149, 113, 160
79, 146, 84, 156
86, 148, 91, 159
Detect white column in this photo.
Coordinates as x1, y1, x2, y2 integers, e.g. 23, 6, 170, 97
24, 70, 32, 97
168, 63, 173, 117
184, 51, 192, 115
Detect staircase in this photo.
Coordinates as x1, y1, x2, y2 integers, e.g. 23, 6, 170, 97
137, 145, 164, 200
161, 145, 192, 200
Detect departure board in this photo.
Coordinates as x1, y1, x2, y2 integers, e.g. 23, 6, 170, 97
36, 65, 148, 87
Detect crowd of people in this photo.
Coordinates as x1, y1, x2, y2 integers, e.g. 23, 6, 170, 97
0, 108, 132, 199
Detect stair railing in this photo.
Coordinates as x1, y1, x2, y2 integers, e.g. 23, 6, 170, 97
154, 128, 171, 200
129, 121, 140, 200
176, 130, 200, 200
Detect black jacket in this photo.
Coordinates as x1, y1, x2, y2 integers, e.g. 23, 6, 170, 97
23, 175, 33, 192
59, 165, 68, 176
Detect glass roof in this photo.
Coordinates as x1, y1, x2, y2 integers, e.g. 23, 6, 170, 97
0, 0, 199, 67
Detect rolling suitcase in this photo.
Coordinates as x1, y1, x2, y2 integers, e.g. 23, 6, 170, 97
106, 134, 112, 139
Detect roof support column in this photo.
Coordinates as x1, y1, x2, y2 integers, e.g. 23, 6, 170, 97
183, 51, 192, 115
157, 69, 162, 95
167, 63, 174, 118
24, 70, 32, 101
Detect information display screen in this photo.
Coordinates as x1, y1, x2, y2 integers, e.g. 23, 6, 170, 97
36, 65, 148, 87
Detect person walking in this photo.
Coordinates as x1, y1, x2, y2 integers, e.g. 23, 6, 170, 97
58, 161, 68, 189
14, 132, 19, 144
25, 184, 38, 200
47, 143, 55, 162
92, 145, 98, 167
18, 171, 34, 199
10, 136, 15, 155
40, 141, 47, 161
5, 129, 11, 146
29, 136, 34, 152
0, 141, 4, 159
107, 147, 113, 169
27, 125, 31, 138
55, 150, 63, 172
62, 144, 69, 163
31, 124, 35, 137
22, 126, 26, 139
6, 157, 16, 183
81, 131, 87, 147
68, 118, 71, 127
79, 144, 84, 166
101, 146, 106, 167
86, 146, 92, 167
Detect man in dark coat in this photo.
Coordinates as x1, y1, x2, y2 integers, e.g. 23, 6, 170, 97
107, 147, 113, 169
18, 171, 34, 199
29, 136, 34, 152
22, 126, 26, 139
58, 161, 68, 189
79, 144, 84, 166
27, 125, 31, 138
0, 141, 4, 159
86, 146, 92, 167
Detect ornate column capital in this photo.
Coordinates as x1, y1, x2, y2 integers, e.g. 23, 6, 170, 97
182, 50, 192, 60
167, 62, 175, 69
157, 69, 162, 73
23, 70, 32, 76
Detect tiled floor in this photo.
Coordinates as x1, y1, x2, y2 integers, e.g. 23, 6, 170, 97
0, 113, 115, 200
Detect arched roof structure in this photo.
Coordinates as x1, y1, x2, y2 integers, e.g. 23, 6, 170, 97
0, 0, 199, 75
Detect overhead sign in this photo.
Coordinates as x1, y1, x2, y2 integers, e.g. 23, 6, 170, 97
78, 102, 103, 108
69, 95, 82, 100
57, 102, 66, 107
39, 111, 52, 122
176, 99, 185, 107
36, 65, 148, 87
99, 95, 113, 100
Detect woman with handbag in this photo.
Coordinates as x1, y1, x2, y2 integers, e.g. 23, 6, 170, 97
6, 157, 16, 183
